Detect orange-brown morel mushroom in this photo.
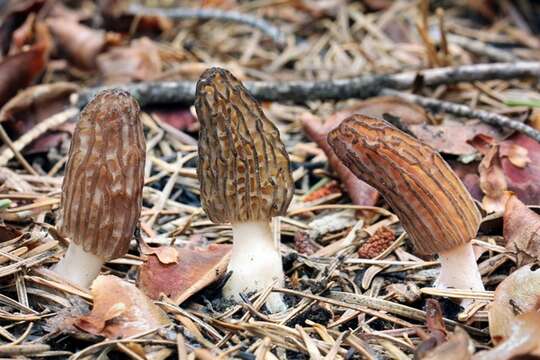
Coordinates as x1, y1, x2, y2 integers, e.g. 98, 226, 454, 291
328, 115, 483, 294
195, 68, 294, 312
54, 89, 145, 288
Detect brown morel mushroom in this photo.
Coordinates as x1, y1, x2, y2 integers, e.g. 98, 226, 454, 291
328, 115, 483, 294
195, 67, 294, 312
54, 89, 145, 288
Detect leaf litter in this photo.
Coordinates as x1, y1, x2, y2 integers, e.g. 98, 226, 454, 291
0, 0, 538, 359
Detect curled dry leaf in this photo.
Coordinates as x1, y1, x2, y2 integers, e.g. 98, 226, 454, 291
139, 240, 178, 265
0, 0, 45, 55
420, 327, 473, 360
151, 108, 199, 133
98, 0, 172, 34
97, 37, 162, 84
503, 196, 540, 265
0, 82, 79, 140
477, 143, 509, 213
500, 143, 530, 168
410, 121, 504, 156
475, 312, 540, 360
500, 133, 540, 205
416, 299, 447, 358
75, 275, 170, 338
47, 18, 121, 69
301, 113, 378, 206
138, 244, 232, 305
488, 264, 540, 344
0, 43, 48, 108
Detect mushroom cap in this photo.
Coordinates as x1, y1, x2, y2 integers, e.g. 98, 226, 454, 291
195, 67, 293, 223
59, 89, 145, 260
328, 115, 481, 255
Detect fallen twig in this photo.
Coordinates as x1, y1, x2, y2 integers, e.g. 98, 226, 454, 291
382, 89, 540, 142
77, 61, 540, 107
128, 4, 286, 45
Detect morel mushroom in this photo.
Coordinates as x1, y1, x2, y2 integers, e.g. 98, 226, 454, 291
54, 89, 145, 288
195, 68, 294, 312
328, 115, 483, 293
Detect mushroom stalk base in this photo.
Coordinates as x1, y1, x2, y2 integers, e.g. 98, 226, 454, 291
53, 242, 104, 289
437, 242, 484, 305
223, 221, 286, 313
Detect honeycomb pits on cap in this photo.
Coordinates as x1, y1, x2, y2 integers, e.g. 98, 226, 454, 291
195, 67, 293, 312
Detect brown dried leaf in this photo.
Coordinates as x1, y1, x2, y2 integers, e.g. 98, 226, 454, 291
500, 133, 540, 205
151, 108, 199, 133
47, 18, 121, 69
97, 37, 162, 84
138, 244, 232, 305
0, 43, 48, 107
488, 264, 540, 344
0, 82, 79, 140
478, 144, 508, 213
139, 241, 178, 265
328, 115, 480, 255
500, 143, 530, 168
75, 275, 170, 338
476, 312, 540, 360
419, 327, 473, 360
410, 121, 504, 155
301, 113, 379, 206
0, 0, 45, 55
504, 196, 540, 266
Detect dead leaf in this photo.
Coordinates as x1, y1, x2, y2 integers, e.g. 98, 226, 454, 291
47, 18, 121, 69
503, 196, 540, 266
500, 143, 530, 168
419, 327, 473, 360
415, 299, 448, 358
151, 108, 199, 133
98, 0, 172, 34
477, 144, 508, 213
138, 244, 232, 305
500, 133, 540, 205
410, 121, 504, 155
301, 113, 379, 206
0, 0, 45, 55
0, 82, 79, 139
0, 43, 48, 108
139, 240, 178, 265
475, 312, 540, 360
488, 264, 540, 344
97, 37, 162, 84
75, 275, 170, 338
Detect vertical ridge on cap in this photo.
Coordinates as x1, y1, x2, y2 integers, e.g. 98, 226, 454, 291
59, 89, 145, 259
328, 114, 480, 255
195, 67, 293, 223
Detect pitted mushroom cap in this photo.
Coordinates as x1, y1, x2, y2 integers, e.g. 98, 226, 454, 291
328, 114, 481, 255
59, 89, 145, 259
195, 67, 293, 223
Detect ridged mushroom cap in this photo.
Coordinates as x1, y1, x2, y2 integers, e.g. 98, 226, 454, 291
59, 89, 145, 259
328, 114, 481, 255
195, 67, 294, 223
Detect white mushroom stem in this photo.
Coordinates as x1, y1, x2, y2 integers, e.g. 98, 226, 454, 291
223, 221, 286, 313
53, 242, 104, 288
437, 242, 484, 305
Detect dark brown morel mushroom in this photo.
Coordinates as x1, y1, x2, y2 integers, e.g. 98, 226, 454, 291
195, 67, 294, 312
328, 115, 483, 296
54, 89, 145, 288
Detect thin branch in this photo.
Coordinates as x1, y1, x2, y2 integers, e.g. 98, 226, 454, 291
77, 61, 540, 107
382, 89, 540, 142
128, 4, 286, 46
